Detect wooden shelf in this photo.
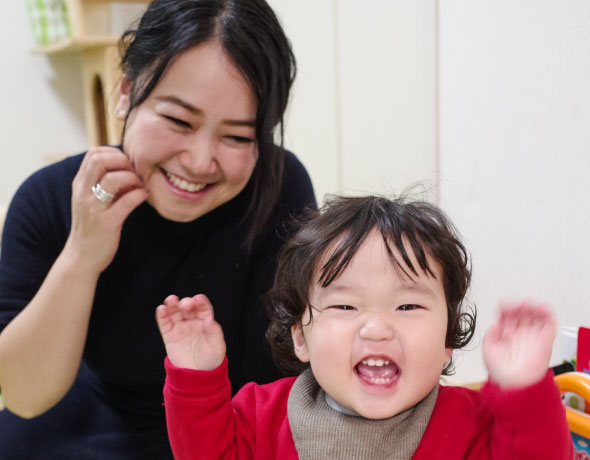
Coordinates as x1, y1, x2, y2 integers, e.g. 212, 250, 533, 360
29, 0, 149, 145
80, 0, 150, 3
33, 36, 118, 55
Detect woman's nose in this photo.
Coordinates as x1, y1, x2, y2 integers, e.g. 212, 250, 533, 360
179, 134, 217, 176
358, 314, 395, 342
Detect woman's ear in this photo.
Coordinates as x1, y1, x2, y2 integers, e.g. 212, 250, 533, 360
291, 323, 310, 363
115, 76, 132, 121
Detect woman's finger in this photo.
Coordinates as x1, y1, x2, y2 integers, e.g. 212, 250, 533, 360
77, 147, 134, 189
93, 169, 144, 202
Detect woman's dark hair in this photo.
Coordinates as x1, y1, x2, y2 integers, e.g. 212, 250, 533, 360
266, 194, 476, 376
119, 0, 296, 248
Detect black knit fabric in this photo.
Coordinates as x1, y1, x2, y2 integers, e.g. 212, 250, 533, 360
0, 150, 316, 459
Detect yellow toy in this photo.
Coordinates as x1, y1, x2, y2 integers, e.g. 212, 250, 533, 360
555, 372, 590, 458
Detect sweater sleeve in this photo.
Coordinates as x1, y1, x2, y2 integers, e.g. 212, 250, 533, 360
477, 370, 573, 460
416, 372, 573, 459
163, 357, 296, 460
0, 156, 78, 330
164, 357, 253, 460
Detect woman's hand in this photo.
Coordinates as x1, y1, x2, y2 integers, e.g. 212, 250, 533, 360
156, 294, 227, 371
483, 302, 556, 389
66, 146, 148, 274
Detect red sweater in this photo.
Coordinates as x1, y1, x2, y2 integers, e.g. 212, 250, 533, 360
163, 358, 572, 460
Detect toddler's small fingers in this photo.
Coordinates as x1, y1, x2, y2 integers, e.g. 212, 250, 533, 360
178, 297, 197, 310
503, 302, 555, 332
192, 293, 212, 307
164, 294, 179, 303
534, 303, 556, 322
155, 305, 173, 333
163, 295, 179, 307
155, 304, 166, 319
498, 314, 519, 340
166, 298, 193, 323
191, 294, 215, 315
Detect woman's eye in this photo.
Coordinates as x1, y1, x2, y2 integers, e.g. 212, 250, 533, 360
328, 305, 356, 311
225, 135, 255, 145
397, 304, 421, 311
163, 116, 192, 129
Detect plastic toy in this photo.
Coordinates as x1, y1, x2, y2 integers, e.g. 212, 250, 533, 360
555, 372, 590, 458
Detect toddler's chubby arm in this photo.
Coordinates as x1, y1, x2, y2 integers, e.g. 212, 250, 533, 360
156, 294, 226, 371
476, 302, 572, 459
156, 295, 292, 460
483, 302, 556, 389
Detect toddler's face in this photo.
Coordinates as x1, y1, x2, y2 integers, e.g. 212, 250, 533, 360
291, 229, 451, 419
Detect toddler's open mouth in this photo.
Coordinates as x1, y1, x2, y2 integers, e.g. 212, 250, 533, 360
355, 356, 400, 386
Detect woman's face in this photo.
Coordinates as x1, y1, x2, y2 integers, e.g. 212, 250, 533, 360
116, 41, 258, 222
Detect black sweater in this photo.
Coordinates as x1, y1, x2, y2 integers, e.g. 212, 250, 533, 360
0, 150, 315, 459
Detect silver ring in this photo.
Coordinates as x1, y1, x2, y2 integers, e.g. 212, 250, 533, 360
91, 184, 115, 203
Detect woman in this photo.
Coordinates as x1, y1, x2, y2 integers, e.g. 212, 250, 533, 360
0, 0, 315, 458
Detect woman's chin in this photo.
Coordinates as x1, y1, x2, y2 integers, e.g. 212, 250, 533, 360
148, 198, 209, 223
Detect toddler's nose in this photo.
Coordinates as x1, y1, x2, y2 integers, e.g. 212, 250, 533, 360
358, 314, 394, 342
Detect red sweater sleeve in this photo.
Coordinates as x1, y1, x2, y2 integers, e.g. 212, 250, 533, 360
163, 357, 297, 460
478, 370, 572, 459
415, 370, 573, 459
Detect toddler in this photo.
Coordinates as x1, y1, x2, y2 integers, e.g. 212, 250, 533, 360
156, 195, 572, 459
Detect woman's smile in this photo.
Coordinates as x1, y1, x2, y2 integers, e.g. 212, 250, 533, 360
164, 169, 208, 193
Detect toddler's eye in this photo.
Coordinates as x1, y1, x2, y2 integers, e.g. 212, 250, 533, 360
397, 304, 420, 311
328, 305, 357, 311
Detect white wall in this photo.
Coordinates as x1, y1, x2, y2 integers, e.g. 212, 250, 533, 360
439, 0, 590, 382
269, 0, 438, 203
0, 2, 87, 210
266, 0, 340, 202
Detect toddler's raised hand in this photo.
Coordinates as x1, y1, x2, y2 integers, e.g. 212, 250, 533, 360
156, 294, 226, 371
483, 302, 556, 389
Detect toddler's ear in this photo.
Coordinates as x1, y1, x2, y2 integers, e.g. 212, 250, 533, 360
291, 323, 310, 363
444, 347, 453, 368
